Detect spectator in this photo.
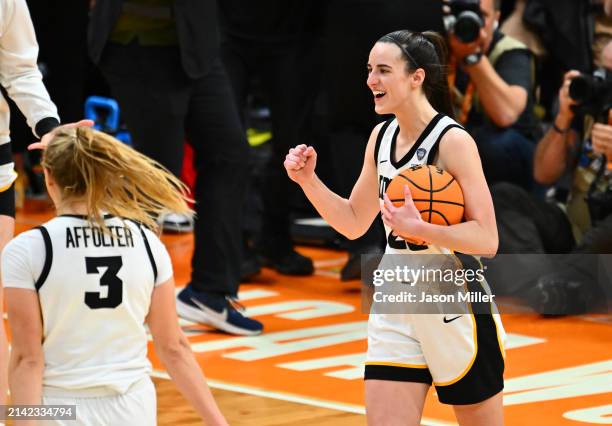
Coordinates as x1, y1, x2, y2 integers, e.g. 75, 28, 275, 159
487, 41, 612, 314
448, 0, 540, 190
89, 0, 263, 335
219, 0, 323, 277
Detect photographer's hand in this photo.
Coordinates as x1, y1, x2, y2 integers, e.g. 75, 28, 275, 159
555, 70, 580, 130
448, 29, 486, 65
533, 71, 580, 184
591, 110, 612, 158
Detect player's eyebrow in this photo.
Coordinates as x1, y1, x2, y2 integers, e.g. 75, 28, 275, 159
367, 63, 392, 70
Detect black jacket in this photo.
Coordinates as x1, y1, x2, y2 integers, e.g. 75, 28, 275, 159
523, 0, 594, 73
88, 0, 220, 78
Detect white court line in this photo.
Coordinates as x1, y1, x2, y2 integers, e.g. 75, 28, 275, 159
313, 258, 347, 268
314, 270, 341, 279
150, 370, 457, 426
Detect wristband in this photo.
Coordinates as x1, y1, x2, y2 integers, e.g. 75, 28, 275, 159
35, 117, 60, 138
552, 122, 570, 134
463, 52, 483, 67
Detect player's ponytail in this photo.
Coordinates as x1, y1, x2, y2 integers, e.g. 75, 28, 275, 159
42, 126, 193, 230
378, 30, 455, 119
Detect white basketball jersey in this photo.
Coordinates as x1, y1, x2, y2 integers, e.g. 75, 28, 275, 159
375, 113, 464, 255
1, 215, 173, 393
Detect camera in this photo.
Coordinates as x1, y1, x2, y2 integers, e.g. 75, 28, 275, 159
587, 186, 612, 224
443, 0, 484, 43
527, 278, 596, 316
569, 68, 612, 118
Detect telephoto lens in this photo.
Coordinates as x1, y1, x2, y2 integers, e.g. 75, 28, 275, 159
444, 0, 484, 43
569, 74, 597, 104
568, 69, 612, 117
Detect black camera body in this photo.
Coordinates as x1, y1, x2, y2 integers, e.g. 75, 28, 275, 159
444, 0, 484, 43
587, 186, 612, 224
569, 69, 612, 119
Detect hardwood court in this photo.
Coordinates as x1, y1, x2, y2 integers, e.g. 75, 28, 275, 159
6, 205, 612, 425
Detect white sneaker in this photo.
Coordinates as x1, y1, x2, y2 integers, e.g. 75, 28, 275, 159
158, 212, 194, 233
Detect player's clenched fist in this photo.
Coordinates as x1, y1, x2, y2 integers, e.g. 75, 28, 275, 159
284, 144, 317, 185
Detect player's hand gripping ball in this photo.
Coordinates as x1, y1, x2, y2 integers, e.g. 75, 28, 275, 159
385, 165, 464, 243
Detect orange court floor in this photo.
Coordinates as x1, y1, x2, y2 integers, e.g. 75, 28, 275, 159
4, 207, 612, 426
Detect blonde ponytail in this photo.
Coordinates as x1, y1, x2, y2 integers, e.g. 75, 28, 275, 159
42, 127, 193, 230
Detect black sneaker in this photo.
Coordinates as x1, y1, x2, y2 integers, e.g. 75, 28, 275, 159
340, 253, 361, 281
176, 285, 263, 336
240, 255, 262, 282
260, 249, 314, 276
341, 246, 384, 281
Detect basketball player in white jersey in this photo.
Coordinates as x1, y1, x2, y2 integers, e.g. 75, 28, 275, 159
1, 127, 227, 425
285, 31, 505, 425
0, 0, 97, 407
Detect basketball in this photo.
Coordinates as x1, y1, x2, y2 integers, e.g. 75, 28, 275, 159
386, 164, 464, 226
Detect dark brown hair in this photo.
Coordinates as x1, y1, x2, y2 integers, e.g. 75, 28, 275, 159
378, 30, 455, 118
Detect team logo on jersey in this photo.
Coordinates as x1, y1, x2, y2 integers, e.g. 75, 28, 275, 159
416, 148, 427, 160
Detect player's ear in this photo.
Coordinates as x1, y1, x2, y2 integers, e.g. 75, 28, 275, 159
411, 68, 425, 88
43, 168, 55, 189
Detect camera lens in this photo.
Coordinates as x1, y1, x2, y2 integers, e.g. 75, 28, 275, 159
569, 75, 591, 103
454, 11, 483, 43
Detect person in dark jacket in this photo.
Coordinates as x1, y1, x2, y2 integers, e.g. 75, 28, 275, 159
218, 0, 323, 278
89, 0, 263, 336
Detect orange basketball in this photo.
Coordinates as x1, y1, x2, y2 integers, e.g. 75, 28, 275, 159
386, 165, 464, 226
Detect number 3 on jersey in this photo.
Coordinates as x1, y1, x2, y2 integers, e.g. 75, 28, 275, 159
84, 256, 123, 309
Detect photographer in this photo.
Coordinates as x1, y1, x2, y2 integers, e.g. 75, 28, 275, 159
532, 48, 612, 253
446, 0, 540, 190
487, 42, 612, 315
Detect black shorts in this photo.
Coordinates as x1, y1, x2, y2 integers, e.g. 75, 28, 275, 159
0, 183, 15, 218
365, 311, 505, 405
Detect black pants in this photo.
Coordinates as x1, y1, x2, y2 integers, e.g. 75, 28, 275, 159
100, 42, 249, 298
488, 182, 612, 300
220, 35, 319, 254
471, 126, 536, 191
492, 182, 575, 254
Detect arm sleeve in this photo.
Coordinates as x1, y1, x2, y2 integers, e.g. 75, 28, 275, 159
493, 49, 533, 94
143, 228, 174, 286
1, 230, 43, 290
0, 0, 59, 137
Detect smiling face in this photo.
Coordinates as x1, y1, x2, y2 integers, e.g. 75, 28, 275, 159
367, 42, 425, 115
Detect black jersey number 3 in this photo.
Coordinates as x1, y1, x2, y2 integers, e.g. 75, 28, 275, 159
84, 256, 123, 309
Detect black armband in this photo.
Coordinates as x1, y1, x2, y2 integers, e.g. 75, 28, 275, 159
0, 183, 16, 218
35, 117, 61, 138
